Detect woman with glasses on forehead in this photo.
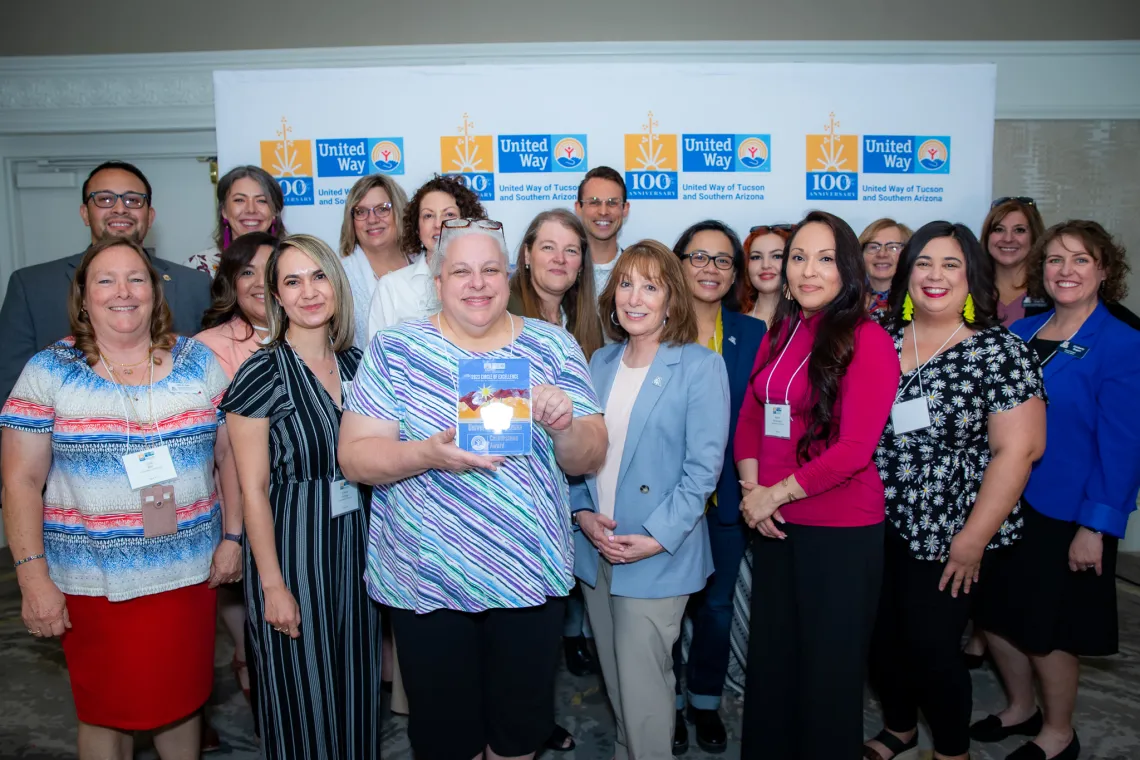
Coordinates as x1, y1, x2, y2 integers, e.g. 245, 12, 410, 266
669, 221, 766, 754
341, 217, 606, 760
366, 175, 487, 338
340, 174, 410, 350
859, 218, 913, 320
740, 225, 793, 327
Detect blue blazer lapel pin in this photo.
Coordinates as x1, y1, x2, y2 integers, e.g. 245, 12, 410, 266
653, 376, 663, 387
727, 335, 737, 344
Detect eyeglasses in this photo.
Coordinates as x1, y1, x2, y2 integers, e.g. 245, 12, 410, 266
991, 196, 1035, 208
581, 197, 624, 210
750, 223, 794, 234
682, 252, 735, 271
352, 202, 393, 221
441, 218, 504, 231
87, 191, 149, 209
863, 242, 904, 255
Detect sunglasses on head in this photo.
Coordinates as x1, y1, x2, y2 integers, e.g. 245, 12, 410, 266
750, 223, 795, 234
991, 196, 1035, 209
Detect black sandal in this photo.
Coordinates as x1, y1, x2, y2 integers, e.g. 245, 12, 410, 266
544, 724, 576, 753
862, 729, 918, 760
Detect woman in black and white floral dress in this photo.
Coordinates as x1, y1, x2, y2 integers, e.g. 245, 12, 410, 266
862, 222, 1047, 760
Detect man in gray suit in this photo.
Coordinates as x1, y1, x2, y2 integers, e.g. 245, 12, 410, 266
0, 160, 212, 403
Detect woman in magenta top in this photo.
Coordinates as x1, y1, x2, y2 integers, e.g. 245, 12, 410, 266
734, 211, 900, 760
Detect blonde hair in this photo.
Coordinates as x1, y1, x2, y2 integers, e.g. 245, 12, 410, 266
858, 218, 913, 246
598, 239, 698, 345
265, 234, 355, 352
338, 174, 409, 258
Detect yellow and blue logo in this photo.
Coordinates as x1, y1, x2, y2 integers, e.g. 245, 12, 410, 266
441, 113, 494, 201
259, 117, 314, 206
805, 112, 858, 201
624, 111, 678, 199
863, 135, 951, 175
681, 134, 771, 173
315, 137, 405, 177
497, 134, 588, 173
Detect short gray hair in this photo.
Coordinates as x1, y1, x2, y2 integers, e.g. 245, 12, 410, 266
429, 222, 510, 282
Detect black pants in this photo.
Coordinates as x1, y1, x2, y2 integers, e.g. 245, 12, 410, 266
868, 533, 974, 757
389, 598, 565, 760
740, 521, 884, 760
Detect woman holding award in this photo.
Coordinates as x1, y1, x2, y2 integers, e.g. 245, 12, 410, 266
339, 218, 607, 760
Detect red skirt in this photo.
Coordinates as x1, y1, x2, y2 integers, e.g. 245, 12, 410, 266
62, 582, 216, 730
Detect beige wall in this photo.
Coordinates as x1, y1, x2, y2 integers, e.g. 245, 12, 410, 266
3, 0, 1139, 56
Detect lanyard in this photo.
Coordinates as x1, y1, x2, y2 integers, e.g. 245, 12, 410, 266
1028, 315, 1080, 365
437, 312, 518, 387
896, 321, 966, 401
100, 352, 163, 452
764, 319, 811, 405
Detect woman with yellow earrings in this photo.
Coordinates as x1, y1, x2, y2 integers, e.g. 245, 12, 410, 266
862, 222, 1047, 760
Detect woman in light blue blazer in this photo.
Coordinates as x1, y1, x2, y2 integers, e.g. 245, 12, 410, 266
973, 221, 1140, 760
573, 240, 730, 760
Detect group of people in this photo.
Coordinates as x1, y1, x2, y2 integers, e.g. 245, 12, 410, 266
0, 158, 1137, 760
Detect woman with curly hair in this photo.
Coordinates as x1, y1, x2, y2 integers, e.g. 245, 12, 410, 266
972, 221, 1140, 760
365, 175, 486, 338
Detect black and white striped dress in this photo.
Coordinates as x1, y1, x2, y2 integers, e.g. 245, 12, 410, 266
222, 345, 380, 760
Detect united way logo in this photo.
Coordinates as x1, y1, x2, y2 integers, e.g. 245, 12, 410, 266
863, 135, 950, 175
497, 134, 588, 173
681, 134, 771, 172
440, 113, 494, 201
259, 117, 314, 206
805, 112, 858, 201
315, 137, 405, 177
624, 111, 678, 199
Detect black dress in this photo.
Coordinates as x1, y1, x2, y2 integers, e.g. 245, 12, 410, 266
221, 346, 381, 760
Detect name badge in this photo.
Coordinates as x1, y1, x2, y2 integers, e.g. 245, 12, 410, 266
168, 383, 203, 395
764, 403, 792, 439
330, 478, 361, 518
140, 483, 178, 537
122, 444, 177, 490
891, 397, 932, 435
1059, 341, 1089, 359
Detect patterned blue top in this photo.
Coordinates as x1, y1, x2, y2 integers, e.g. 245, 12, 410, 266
0, 337, 229, 601
346, 316, 602, 613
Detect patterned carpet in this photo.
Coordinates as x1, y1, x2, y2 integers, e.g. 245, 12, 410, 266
2, 549, 1138, 759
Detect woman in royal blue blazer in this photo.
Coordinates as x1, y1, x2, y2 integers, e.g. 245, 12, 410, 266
973, 221, 1140, 760
666, 220, 766, 753
573, 239, 730, 760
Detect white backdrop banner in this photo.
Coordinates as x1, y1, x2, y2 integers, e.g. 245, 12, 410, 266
214, 63, 995, 257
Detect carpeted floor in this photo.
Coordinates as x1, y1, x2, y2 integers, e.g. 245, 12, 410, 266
2, 548, 1138, 759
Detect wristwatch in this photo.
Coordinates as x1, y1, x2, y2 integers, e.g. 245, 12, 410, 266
223, 532, 243, 544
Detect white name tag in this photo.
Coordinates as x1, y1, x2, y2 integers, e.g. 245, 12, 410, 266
168, 383, 202, 395
330, 478, 361, 518
122, 444, 178, 490
891, 397, 932, 435
764, 403, 792, 439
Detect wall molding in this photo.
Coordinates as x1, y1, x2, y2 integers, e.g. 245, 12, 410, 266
1, 41, 1139, 134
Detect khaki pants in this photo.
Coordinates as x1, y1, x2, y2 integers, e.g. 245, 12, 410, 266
581, 558, 689, 760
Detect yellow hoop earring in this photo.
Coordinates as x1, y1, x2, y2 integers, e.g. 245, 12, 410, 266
963, 294, 976, 324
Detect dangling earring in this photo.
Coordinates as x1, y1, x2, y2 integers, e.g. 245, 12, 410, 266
610, 310, 620, 326
902, 292, 915, 321
663, 314, 669, 326
962, 294, 976, 324
782, 284, 792, 300
222, 219, 233, 249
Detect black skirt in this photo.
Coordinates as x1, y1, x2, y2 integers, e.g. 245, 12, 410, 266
975, 503, 1118, 657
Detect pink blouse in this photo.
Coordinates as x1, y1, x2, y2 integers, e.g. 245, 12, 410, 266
193, 318, 265, 380
734, 312, 900, 527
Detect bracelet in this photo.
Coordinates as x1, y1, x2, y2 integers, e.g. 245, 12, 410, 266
13, 553, 46, 567
223, 532, 243, 544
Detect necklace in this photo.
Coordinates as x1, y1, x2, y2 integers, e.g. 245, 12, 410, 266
98, 347, 153, 376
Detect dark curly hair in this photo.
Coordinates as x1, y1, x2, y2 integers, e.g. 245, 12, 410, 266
1026, 220, 1131, 305
400, 175, 487, 257
756, 211, 868, 464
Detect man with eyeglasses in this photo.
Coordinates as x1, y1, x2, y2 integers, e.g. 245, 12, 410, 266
0, 160, 212, 418
575, 166, 630, 297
